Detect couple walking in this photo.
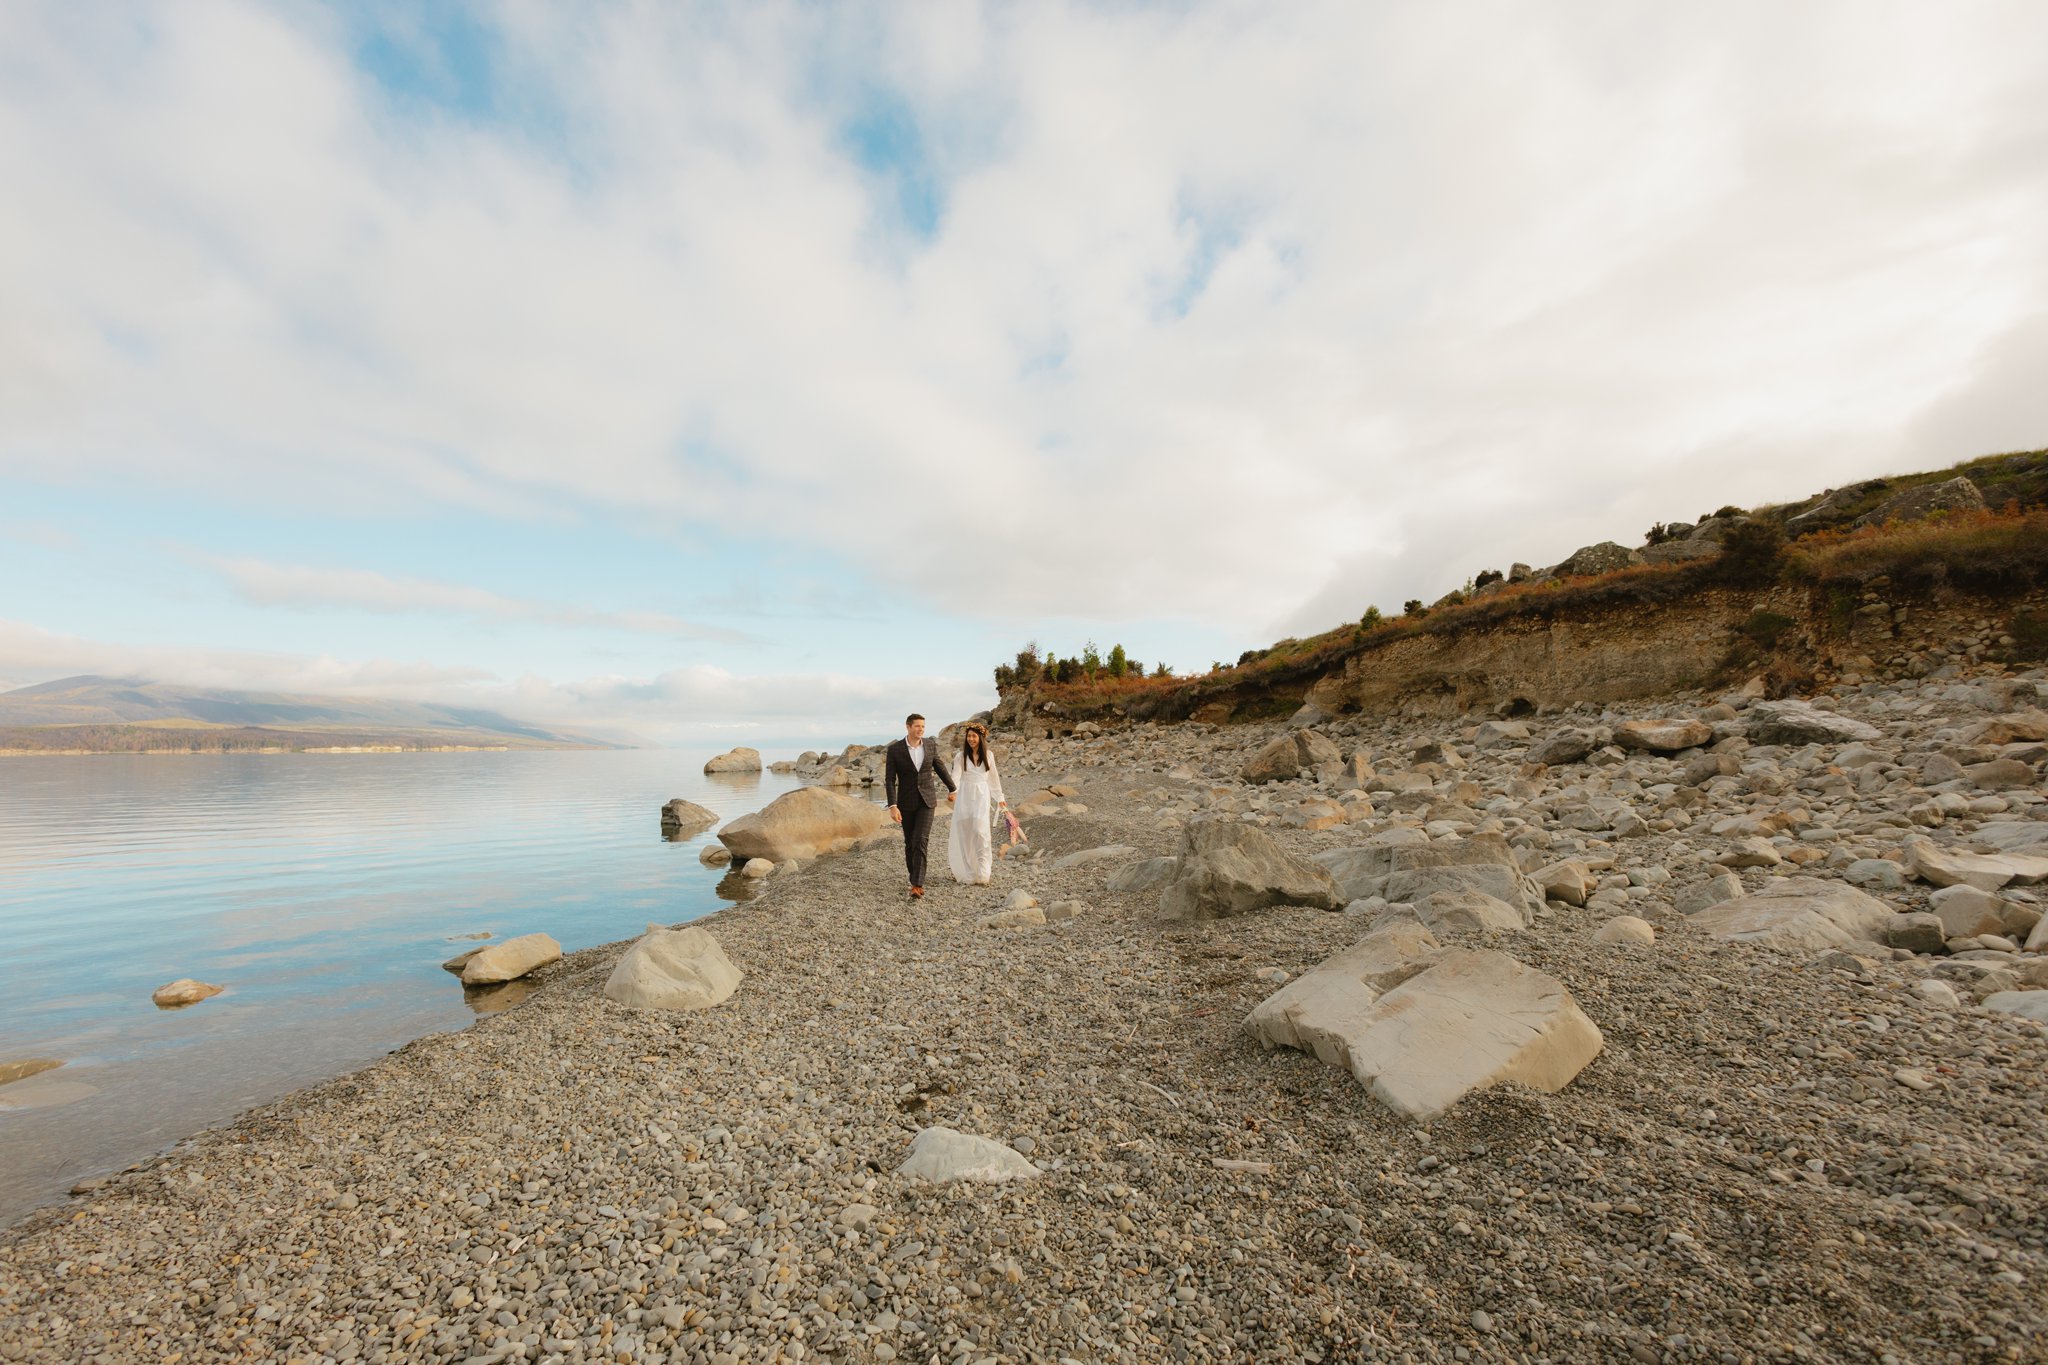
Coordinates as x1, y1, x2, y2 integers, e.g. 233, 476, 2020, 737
883, 713, 1012, 899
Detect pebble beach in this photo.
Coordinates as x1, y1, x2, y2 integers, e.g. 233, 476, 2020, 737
4, 671, 2048, 1365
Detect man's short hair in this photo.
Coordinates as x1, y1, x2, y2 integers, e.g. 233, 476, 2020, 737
905, 712, 925, 727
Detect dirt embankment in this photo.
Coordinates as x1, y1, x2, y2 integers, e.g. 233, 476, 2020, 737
1000, 582, 2048, 733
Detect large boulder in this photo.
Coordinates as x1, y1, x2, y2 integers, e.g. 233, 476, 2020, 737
1160, 820, 1340, 919
1745, 701, 1881, 746
1981, 991, 2048, 1023
1612, 719, 1713, 753
1687, 882, 1894, 951
1904, 836, 2048, 893
460, 933, 562, 985
1639, 538, 1722, 565
1472, 720, 1531, 749
1240, 729, 1343, 784
1854, 475, 1985, 529
1965, 759, 2038, 791
1526, 728, 1600, 767
1968, 711, 2048, 746
703, 747, 763, 774
1108, 857, 1178, 894
1412, 887, 1527, 934
1315, 834, 1540, 923
1976, 822, 2048, 856
1246, 922, 1603, 1123
717, 787, 894, 863
1555, 542, 1641, 578
898, 1127, 1040, 1183
603, 925, 741, 1011
660, 798, 720, 833
1531, 859, 1595, 906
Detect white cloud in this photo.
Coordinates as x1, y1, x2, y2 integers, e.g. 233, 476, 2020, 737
196, 553, 758, 644
0, 0, 2044, 654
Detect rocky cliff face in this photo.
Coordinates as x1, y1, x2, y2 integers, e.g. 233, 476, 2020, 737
1303, 586, 1808, 719
997, 582, 2048, 732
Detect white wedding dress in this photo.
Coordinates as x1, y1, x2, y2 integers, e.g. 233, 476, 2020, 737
946, 750, 1007, 885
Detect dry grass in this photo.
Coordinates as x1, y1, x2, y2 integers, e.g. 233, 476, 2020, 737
1010, 452, 2048, 722
1783, 505, 2048, 589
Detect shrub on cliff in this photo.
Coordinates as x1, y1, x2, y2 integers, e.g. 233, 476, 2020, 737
1709, 520, 1785, 586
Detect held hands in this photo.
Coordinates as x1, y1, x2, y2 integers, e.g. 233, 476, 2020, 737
947, 792, 956, 805
888, 805, 901, 825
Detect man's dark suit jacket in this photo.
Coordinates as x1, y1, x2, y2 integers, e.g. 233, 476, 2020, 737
884, 738, 956, 809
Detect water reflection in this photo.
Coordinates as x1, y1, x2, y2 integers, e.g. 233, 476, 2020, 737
462, 978, 537, 1015
715, 870, 764, 903
0, 748, 821, 1225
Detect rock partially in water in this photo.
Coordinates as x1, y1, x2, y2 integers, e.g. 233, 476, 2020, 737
718, 787, 894, 863
660, 798, 720, 833
458, 933, 561, 985
151, 979, 223, 1008
0, 1058, 62, 1087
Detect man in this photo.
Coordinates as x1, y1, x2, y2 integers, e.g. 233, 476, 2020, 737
885, 712, 955, 899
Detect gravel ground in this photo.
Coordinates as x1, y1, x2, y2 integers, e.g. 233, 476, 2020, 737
4, 671, 2047, 1365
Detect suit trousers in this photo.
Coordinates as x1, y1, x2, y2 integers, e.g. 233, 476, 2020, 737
900, 798, 935, 887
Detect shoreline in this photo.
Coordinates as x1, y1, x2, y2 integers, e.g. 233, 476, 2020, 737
4, 693, 2046, 1363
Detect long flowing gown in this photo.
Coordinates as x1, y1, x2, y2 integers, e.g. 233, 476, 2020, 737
946, 750, 1007, 885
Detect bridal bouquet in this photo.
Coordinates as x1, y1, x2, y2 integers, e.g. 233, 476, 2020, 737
999, 809, 1027, 855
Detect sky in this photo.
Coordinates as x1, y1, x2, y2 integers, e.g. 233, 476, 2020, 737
2, 1, 2046, 745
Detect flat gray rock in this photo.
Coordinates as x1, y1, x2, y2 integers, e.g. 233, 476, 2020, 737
1247, 924, 1603, 1122
1056, 844, 1139, 869
1980, 991, 2048, 1023
1745, 700, 1881, 746
898, 1127, 1040, 1183
1688, 881, 1894, 951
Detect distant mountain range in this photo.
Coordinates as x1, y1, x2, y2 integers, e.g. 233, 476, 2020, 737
0, 677, 616, 753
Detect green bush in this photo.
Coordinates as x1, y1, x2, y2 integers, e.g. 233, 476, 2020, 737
1739, 611, 1797, 649
1403, 599, 1426, 617
1711, 520, 1785, 586
1359, 605, 1383, 629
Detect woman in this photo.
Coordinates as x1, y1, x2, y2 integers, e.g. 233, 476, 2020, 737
946, 724, 1008, 886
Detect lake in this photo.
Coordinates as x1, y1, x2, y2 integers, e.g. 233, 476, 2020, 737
0, 749, 839, 1226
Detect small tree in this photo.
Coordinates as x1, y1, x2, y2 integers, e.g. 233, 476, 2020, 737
1403, 599, 1426, 617
1106, 643, 1130, 678
1713, 519, 1786, 587
1359, 605, 1383, 629
1153, 662, 1173, 678
1080, 640, 1103, 677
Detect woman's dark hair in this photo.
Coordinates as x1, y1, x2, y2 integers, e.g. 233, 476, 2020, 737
961, 726, 990, 768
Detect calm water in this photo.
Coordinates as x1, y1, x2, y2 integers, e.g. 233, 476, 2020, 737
0, 749, 834, 1225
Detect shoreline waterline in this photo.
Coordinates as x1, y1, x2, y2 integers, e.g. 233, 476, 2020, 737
0, 749, 850, 1226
